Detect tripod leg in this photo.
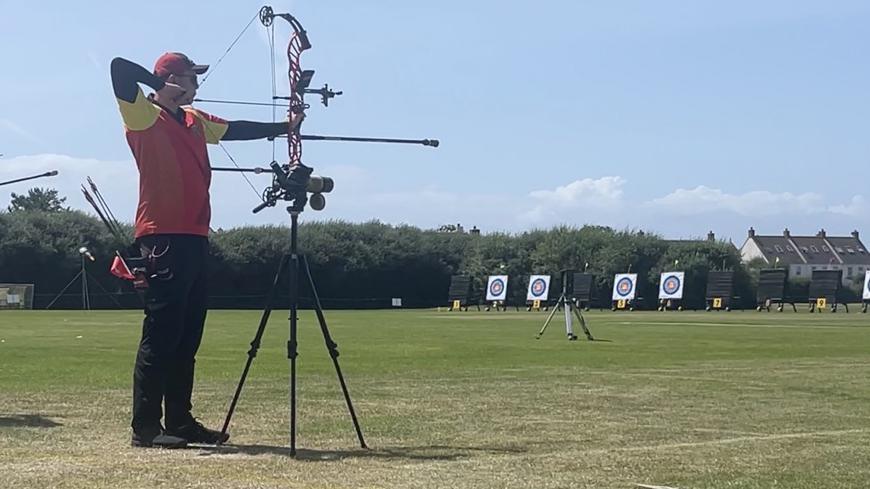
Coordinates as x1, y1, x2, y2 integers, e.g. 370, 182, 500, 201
45, 270, 84, 310
82, 265, 89, 310
220, 253, 289, 439
85, 271, 124, 308
536, 300, 561, 339
563, 298, 576, 339
572, 305, 594, 340
301, 255, 367, 449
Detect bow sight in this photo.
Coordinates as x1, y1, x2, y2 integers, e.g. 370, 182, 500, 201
251, 162, 333, 213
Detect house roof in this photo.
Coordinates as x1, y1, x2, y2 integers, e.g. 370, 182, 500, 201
741, 229, 870, 266
826, 237, 870, 265
750, 235, 805, 265
789, 236, 838, 265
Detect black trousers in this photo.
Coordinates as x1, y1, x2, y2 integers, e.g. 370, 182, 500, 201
131, 234, 209, 432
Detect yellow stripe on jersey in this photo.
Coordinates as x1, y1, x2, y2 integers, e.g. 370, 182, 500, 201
116, 87, 160, 131
189, 109, 229, 144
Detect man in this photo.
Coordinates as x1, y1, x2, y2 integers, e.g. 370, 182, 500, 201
111, 52, 298, 448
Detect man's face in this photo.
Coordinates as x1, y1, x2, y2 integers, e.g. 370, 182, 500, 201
168, 71, 199, 105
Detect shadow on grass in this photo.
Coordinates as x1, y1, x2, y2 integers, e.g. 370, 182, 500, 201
0, 414, 63, 428
195, 443, 525, 461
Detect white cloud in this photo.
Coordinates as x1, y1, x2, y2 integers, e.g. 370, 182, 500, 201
648, 186, 837, 216
828, 195, 867, 217
520, 176, 626, 223
528, 176, 625, 207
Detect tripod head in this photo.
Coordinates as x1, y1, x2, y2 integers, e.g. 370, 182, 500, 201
252, 162, 334, 214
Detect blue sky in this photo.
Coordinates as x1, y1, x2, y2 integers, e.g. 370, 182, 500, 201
1, 0, 868, 242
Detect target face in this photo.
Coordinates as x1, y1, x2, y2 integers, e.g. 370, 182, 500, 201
864, 271, 870, 300
526, 275, 551, 301
531, 279, 547, 297
490, 279, 504, 296
658, 271, 685, 300
486, 275, 508, 301
612, 273, 638, 301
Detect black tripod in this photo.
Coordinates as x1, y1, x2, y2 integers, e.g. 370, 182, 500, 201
536, 270, 594, 341
45, 252, 121, 310
220, 201, 366, 456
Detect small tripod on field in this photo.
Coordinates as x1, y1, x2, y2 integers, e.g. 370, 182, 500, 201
536, 270, 593, 341
220, 164, 366, 456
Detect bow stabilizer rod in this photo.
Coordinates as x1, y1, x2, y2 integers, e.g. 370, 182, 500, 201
0, 170, 58, 187
273, 134, 439, 147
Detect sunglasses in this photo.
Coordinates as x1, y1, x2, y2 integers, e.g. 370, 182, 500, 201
172, 74, 199, 89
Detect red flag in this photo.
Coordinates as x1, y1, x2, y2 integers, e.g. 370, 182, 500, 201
111, 254, 134, 280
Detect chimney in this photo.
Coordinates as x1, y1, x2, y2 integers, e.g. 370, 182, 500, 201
748, 227, 756, 238
783, 228, 790, 238
852, 230, 859, 240
817, 229, 826, 238
707, 231, 715, 241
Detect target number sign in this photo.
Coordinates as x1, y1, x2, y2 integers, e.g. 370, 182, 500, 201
658, 271, 685, 300
526, 275, 551, 301
611, 273, 638, 301
486, 275, 509, 301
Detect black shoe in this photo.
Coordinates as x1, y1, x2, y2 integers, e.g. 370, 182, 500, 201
167, 419, 229, 445
132, 427, 188, 449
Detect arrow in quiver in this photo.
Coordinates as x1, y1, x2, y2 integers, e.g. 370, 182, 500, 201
705, 271, 735, 311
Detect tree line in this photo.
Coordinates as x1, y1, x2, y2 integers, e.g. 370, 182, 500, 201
1, 188, 858, 309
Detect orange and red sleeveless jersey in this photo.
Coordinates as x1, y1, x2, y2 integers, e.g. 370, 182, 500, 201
116, 88, 228, 238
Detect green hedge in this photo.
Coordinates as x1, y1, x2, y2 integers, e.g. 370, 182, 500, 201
0, 210, 757, 309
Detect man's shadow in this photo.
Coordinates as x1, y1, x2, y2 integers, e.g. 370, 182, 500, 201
0, 414, 63, 428
195, 443, 524, 462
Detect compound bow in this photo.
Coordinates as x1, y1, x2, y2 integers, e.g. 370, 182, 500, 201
204, 5, 439, 214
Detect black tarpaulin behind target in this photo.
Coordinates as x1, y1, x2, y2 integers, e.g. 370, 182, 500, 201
705, 271, 734, 299
448, 275, 473, 302
757, 269, 788, 302
809, 270, 842, 300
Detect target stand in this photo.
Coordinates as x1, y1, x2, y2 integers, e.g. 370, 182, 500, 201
611, 273, 638, 311
756, 268, 796, 312
705, 271, 735, 311
525, 275, 552, 311
447, 275, 479, 311
657, 271, 685, 311
483, 275, 516, 311
536, 269, 594, 341
808, 269, 847, 313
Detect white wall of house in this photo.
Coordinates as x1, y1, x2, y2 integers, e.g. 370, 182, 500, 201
740, 239, 766, 263
800, 263, 865, 285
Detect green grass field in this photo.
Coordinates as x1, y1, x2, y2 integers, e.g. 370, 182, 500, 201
1, 308, 869, 488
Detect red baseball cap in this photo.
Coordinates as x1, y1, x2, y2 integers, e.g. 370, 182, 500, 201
153, 52, 209, 79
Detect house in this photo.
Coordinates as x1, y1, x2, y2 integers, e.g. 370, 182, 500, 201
739, 228, 870, 284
